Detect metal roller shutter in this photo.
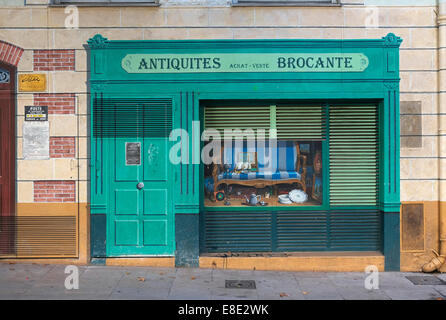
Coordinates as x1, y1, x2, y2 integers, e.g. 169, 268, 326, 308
329, 105, 379, 206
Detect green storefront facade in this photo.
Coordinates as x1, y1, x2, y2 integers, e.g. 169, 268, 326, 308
88, 33, 402, 271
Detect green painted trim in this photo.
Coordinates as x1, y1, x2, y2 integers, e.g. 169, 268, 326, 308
383, 212, 400, 271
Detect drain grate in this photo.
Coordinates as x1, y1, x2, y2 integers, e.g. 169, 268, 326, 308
225, 280, 256, 289
406, 276, 446, 285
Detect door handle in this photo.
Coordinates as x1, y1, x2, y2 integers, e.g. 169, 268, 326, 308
137, 182, 144, 190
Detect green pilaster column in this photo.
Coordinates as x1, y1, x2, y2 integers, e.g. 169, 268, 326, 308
380, 33, 402, 271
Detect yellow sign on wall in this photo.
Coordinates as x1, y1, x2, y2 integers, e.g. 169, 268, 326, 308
18, 74, 46, 92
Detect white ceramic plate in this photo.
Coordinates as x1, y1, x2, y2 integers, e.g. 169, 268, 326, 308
278, 194, 292, 204
288, 189, 308, 203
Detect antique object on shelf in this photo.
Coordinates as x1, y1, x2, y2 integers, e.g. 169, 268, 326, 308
244, 193, 261, 206
289, 189, 308, 203
212, 142, 307, 193
215, 191, 225, 201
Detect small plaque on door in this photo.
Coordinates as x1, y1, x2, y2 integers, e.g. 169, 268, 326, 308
126, 142, 141, 165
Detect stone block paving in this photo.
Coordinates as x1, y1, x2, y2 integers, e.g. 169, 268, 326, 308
0, 263, 445, 300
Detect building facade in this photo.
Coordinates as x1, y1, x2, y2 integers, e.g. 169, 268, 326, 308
0, 0, 445, 272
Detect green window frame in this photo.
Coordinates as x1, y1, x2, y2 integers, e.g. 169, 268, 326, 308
202, 101, 379, 212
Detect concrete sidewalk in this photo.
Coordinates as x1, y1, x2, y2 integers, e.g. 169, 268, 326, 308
0, 263, 445, 300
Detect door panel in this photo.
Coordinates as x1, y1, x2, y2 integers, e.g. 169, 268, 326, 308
143, 189, 167, 215
115, 189, 138, 215
115, 220, 139, 245
143, 220, 167, 246
0, 63, 15, 256
104, 99, 174, 256
143, 139, 167, 181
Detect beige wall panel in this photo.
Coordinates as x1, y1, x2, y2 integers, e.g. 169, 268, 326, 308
400, 50, 436, 70
441, 181, 446, 202
76, 93, 88, 115
439, 70, 446, 91
52, 29, 88, 49
75, 49, 87, 72
78, 115, 88, 137
120, 7, 165, 27
0, 29, 51, 49
411, 28, 437, 48
400, 73, 411, 92
76, 181, 88, 203
78, 8, 121, 28
0, 8, 33, 28
400, 158, 411, 180
48, 115, 77, 136
16, 94, 34, 116
401, 136, 437, 158
77, 137, 89, 159
53, 28, 143, 49
48, 72, 87, 93
17, 137, 22, 159
210, 8, 254, 27
17, 181, 34, 203
440, 159, 446, 180
54, 158, 78, 180
275, 28, 322, 39
17, 159, 53, 180
400, 93, 436, 114
165, 8, 209, 27
16, 115, 23, 137
30, 8, 49, 28
401, 180, 438, 202
421, 114, 438, 135
400, 158, 438, 180
144, 28, 189, 40
78, 159, 89, 180
343, 7, 373, 27
233, 28, 276, 39
39, 7, 66, 28
378, 7, 436, 27
440, 115, 446, 134
253, 8, 299, 27
17, 50, 33, 73
440, 93, 446, 114
298, 7, 344, 27
401, 71, 437, 93
321, 28, 344, 39
188, 28, 234, 40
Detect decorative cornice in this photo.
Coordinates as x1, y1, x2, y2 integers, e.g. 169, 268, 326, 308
384, 81, 400, 90
88, 34, 109, 49
88, 36, 404, 50
90, 82, 106, 90
382, 33, 403, 47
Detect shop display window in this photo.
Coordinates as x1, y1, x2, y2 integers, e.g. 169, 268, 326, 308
203, 139, 323, 207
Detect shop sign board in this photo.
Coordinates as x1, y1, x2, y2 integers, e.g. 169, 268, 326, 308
122, 53, 369, 74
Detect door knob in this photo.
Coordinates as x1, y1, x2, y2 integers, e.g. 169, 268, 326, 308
137, 182, 144, 190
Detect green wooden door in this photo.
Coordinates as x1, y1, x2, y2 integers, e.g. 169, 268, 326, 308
98, 98, 174, 256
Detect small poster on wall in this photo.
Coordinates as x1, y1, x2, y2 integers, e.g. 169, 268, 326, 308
25, 106, 48, 121
22, 121, 49, 160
